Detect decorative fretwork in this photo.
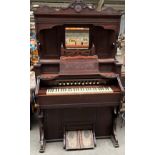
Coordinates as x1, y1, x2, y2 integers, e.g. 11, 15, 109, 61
61, 44, 95, 56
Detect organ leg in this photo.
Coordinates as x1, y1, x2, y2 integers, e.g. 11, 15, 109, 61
38, 111, 46, 153
111, 107, 119, 148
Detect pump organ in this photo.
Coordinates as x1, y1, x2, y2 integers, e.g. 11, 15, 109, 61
34, 0, 124, 153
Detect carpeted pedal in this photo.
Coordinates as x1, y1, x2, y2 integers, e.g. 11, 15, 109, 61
65, 130, 95, 150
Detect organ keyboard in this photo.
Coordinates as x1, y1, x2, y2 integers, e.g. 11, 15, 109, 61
46, 86, 113, 95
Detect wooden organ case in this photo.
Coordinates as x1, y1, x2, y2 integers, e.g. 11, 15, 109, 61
34, 0, 124, 153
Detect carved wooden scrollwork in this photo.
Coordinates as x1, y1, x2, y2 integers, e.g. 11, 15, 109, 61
34, 1, 121, 16
68, 0, 94, 13
64, 50, 90, 56
61, 44, 95, 56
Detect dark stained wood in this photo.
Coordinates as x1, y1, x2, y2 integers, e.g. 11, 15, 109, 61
34, 0, 122, 60
35, 24, 120, 59
121, 72, 125, 88
34, 0, 124, 153
60, 55, 99, 75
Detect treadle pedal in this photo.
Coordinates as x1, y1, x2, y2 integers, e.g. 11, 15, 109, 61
64, 130, 96, 150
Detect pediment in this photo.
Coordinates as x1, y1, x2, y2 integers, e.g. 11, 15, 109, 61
34, 0, 121, 16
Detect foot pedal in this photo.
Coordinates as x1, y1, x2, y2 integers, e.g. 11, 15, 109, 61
64, 130, 96, 150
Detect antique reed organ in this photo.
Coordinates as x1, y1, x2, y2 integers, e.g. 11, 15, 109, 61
34, 0, 124, 152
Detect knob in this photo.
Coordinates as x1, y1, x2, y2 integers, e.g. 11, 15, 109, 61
93, 82, 96, 85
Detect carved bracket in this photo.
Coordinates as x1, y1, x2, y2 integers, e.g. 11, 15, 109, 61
111, 107, 119, 147
38, 111, 46, 153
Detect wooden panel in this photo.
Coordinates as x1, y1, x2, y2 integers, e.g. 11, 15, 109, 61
38, 93, 121, 109
95, 107, 113, 136
43, 107, 114, 140
93, 27, 116, 58
41, 64, 60, 74
44, 109, 63, 139
40, 26, 62, 58
99, 63, 115, 72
